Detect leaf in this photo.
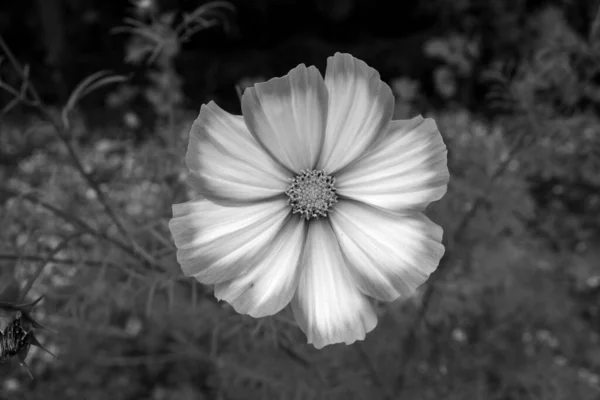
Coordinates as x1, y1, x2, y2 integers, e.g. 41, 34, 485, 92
27, 333, 56, 358
62, 71, 128, 128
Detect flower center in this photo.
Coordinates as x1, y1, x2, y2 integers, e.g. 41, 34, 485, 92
285, 169, 338, 220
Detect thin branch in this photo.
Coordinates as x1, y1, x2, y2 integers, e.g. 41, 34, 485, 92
0, 36, 26, 81
0, 75, 36, 114
18, 233, 81, 303
0, 253, 143, 277
0, 80, 22, 98
51, 316, 142, 339
94, 352, 186, 367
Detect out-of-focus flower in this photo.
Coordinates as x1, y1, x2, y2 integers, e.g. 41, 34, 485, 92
554, 355, 567, 366
125, 316, 144, 337
434, 66, 457, 98
452, 328, 467, 343
424, 35, 479, 76
124, 111, 141, 130
132, 0, 156, 16
169, 53, 449, 348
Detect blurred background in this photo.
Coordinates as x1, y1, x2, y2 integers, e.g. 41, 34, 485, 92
1, 0, 600, 399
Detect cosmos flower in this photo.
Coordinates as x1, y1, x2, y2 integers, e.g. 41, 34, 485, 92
169, 53, 449, 348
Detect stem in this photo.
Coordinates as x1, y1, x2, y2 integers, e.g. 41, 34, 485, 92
0, 253, 142, 277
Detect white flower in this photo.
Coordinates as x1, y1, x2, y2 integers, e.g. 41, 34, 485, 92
169, 53, 449, 348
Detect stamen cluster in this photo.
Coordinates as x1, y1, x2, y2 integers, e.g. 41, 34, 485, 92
285, 169, 338, 220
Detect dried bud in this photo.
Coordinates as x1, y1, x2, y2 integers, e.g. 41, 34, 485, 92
0, 282, 55, 380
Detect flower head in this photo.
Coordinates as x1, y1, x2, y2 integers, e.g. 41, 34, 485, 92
169, 53, 449, 348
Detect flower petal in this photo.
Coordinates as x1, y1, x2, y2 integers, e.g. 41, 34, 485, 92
214, 217, 307, 318
291, 219, 377, 348
169, 198, 290, 284
317, 53, 394, 173
330, 200, 444, 302
336, 116, 449, 213
241, 64, 328, 173
186, 101, 290, 205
